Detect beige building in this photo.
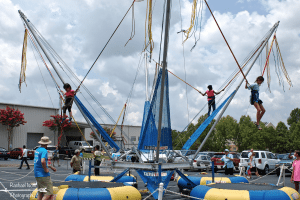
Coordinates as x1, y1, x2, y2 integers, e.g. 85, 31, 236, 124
0, 102, 141, 151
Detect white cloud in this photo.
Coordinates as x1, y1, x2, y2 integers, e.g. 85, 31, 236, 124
0, 0, 298, 132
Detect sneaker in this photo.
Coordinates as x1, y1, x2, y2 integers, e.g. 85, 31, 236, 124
256, 124, 262, 130
69, 118, 72, 123
26, 168, 30, 170
18, 167, 21, 169
61, 118, 66, 123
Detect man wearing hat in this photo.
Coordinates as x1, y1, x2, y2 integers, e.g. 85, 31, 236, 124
34, 136, 56, 200
221, 149, 234, 175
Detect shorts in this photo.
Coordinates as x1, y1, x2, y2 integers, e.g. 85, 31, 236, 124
63, 98, 73, 113
250, 91, 263, 105
52, 156, 59, 161
250, 167, 258, 172
36, 176, 53, 196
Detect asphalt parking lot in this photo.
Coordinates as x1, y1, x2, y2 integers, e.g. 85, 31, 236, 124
0, 158, 296, 200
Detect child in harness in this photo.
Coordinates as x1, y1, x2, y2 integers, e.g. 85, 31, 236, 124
199, 85, 224, 117
245, 76, 265, 130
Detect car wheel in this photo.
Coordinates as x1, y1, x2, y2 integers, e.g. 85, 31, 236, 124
18, 155, 22, 160
264, 165, 269, 175
214, 168, 218, 173
4, 158, 8, 160
30, 157, 34, 160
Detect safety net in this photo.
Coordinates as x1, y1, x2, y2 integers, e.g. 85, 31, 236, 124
137, 69, 172, 151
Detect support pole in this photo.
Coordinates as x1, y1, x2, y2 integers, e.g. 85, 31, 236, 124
158, 182, 164, 200
156, 0, 171, 163
212, 161, 215, 183
19, 10, 113, 160
192, 21, 280, 161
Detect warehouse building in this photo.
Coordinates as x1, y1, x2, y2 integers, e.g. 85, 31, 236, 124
0, 103, 141, 150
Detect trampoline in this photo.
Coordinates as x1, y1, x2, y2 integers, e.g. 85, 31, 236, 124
190, 183, 300, 200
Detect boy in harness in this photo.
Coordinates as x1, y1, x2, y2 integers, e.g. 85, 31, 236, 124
61, 83, 75, 122
199, 85, 224, 117
245, 76, 265, 130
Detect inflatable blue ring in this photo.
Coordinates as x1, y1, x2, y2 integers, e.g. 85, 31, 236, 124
177, 175, 248, 191
190, 183, 300, 200
65, 174, 137, 186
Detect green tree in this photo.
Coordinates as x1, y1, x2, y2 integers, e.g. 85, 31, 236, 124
287, 108, 300, 126
271, 122, 289, 153
216, 115, 239, 151
290, 121, 300, 150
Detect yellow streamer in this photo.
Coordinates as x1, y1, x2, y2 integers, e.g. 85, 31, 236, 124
183, 0, 198, 44
19, 29, 28, 92
144, 0, 154, 57
274, 37, 292, 89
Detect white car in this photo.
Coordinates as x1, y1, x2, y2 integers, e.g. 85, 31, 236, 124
194, 155, 211, 171
239, 150, 280, 175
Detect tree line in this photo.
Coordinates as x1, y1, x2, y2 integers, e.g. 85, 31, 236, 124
172, 108, 300, 153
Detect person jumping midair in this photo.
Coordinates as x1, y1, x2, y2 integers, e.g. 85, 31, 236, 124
61, 83, 75, 122
199, 85, 225, 117
245, 76, 265, 130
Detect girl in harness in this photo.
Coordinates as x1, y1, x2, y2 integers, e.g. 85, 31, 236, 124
199, 85, 224, 117
245, 76, 265, 130
61, 83, 75, 122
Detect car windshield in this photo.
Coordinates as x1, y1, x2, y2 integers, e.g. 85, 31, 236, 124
81, 142, 89, 146
241, 151, 259, 158
282, 154, 293, 160
213, 154, 224, 158
47, 147, 56, 150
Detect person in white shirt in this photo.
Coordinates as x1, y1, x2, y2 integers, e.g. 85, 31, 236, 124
18, 145, 30, 169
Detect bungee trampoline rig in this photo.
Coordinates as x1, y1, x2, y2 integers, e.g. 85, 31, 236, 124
18, 0, 295, 199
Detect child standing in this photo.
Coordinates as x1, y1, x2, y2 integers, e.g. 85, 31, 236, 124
61, 83, 75, 122
199, 85, 224, 117
291, 151, 300, 192
245, 76, 265, 130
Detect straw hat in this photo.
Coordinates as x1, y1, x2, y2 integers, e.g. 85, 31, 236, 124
38, 136, 52, 145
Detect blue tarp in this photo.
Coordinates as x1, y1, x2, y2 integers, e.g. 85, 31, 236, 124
75, 96, 120, 151
182, 90, 236, 150
136, 170, 174, 199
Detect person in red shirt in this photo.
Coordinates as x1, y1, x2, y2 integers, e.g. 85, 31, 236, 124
61, 83, 75, 122
199, 85, 224, 117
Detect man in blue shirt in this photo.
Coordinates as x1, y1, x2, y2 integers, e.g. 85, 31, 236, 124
221, 149, 234, 175
34, 136, 56, 200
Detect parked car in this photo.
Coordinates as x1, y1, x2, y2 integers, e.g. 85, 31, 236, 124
10, 148, 34, 160
33, 145, 57, 159
276, 154, 286, 160
68, 141, 93, 153
275, 154, 294, 176
239, 150, 280, 175
198, 151, 215, 158
194, 155, 211, 171
0, 147, 10, 160
59, 146, 75, 159
211, 152, 240, 172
